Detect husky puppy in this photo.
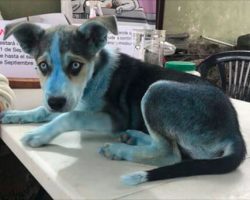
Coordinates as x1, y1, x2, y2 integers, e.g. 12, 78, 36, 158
1, 16, 246, 185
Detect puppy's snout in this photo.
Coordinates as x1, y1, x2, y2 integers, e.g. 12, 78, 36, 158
48, 97, 66, 111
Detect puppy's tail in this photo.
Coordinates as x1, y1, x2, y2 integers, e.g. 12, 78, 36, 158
121, 142, 246, 186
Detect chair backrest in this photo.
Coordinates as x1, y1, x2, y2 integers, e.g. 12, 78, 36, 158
198, 50, 250, 102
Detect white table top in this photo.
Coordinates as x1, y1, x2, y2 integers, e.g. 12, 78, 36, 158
1, 89, 250, 200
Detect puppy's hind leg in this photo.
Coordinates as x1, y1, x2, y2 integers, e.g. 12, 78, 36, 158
100, 82, 182, 168
119, 130, 152, 146
99, 137, 181, 166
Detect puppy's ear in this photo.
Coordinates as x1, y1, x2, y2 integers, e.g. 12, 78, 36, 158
78, 15, 118, 54
87, 15, 118, 35
4, 22, 45, 56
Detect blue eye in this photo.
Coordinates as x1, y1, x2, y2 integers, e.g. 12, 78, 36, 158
72, 62, 81, 69
69, 61, 83, 76
38, 62, 50, 75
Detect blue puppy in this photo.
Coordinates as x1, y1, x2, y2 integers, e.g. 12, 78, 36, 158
1, 16, 246, 185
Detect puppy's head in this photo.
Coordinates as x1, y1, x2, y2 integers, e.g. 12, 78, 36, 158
4, 16, 118, 112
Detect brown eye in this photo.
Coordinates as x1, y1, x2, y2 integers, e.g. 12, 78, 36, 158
38, 62, 50, 75
69, 61, 83, 76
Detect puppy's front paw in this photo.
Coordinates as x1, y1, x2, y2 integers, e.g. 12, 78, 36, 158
99, 143, 123, 160
21, 131, 51, 148
1, 111, 26, 124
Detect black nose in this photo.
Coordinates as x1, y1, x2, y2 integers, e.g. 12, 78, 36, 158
48, 97, 66, 111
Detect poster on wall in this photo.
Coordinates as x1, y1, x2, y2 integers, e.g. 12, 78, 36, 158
61, 0, 157, 57
62, 0, 156, 25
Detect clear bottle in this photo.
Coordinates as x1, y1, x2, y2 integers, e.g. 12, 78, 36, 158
133, 29, 176, 66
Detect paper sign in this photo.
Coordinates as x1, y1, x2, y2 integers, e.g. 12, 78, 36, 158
106, 23, 153, 59
107, 25, 138, 58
